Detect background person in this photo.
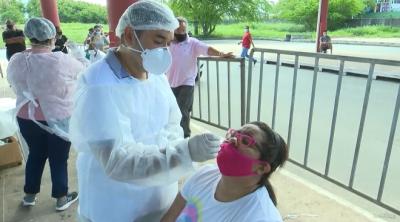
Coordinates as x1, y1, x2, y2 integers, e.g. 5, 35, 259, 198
238, 25, 256, 65
91, 25, 109, 52
52, 26, 68, 54
167, 16, 233, 138
69, 1, 220, 222
83, 27, 94, 50
320, 31, 332, 54
162, 121, 288, 222
2, 19, 26, 60
6, 17, 86, 211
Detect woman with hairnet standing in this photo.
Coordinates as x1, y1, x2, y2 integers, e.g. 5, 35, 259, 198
7, 17, 86, 211
69, 1, 221, 221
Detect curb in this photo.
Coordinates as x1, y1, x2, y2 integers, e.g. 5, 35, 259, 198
197, 37, 400, 47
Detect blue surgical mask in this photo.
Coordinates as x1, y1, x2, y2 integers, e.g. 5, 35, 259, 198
125, 30, 172, 75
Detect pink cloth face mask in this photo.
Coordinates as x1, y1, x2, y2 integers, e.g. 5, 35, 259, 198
217, 142, 268, 177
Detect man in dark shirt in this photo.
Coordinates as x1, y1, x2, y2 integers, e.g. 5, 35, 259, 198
2, 20, 26, 60
320, 31, 332, 54
52, 27, 68, 54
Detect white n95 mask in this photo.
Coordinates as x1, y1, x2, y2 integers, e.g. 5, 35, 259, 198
126, 29, 172, 75
141, 47, 172, 75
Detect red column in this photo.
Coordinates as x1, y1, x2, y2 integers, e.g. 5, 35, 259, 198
107, 0, 137, 47
316, 0, 329, 52
39, 0, 60, 27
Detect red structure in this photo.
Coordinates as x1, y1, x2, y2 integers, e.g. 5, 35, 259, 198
39, 0, 60, 27
316, 0, 329, 52
107, 0, 138, 47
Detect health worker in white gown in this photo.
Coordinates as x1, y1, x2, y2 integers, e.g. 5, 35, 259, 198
69, 1, 221, 222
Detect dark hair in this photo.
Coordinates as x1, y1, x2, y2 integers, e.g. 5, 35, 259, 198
6, 19, 14, 25
176, 16, 188, 25
249, 121, 288, 206
29, 38, 52, 45
120, 29, 143, 45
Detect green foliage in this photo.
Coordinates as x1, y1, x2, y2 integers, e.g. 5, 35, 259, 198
363, 0, 376, 12
0, 0, 25, 24
329, 0, 364, 30
26, 0, 41, 18
277, 0, 365, 30
58, 0, 107, 23
26, 0, 107, 23
359, 12, 400, 19
276, 0, 319, 30
211, 22, 309, 39
169, 0, 271, 36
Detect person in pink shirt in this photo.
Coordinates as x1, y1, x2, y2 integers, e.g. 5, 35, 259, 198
167, 17, 233, 138
238, 25, 257, 65
6, 17, 86, 211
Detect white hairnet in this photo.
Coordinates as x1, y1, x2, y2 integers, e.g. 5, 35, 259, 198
24, 17, 56, 41
116, 0, 179, 38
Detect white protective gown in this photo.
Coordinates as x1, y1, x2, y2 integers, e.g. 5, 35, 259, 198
69, 49, 194, 222
7, 49, 87, 140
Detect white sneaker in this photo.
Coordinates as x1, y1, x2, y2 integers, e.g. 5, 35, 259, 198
56, 192, 78, 211
22, 194, 37, 206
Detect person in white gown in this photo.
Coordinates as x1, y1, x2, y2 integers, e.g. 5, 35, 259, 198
69, 1, 221, 221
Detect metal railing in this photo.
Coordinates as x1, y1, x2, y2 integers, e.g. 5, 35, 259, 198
191, 57, 246, 130
192, 49, 400, 215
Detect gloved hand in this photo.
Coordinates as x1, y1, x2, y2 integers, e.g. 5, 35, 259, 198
66, 41, 85, 59
188, 133, 220, 162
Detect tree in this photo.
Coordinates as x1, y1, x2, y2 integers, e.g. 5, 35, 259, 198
26, 0, 41, 18
277, 0, 365, 30
170, 0, 271, 36
26, 0, 107, 24
0, 0, 25, 24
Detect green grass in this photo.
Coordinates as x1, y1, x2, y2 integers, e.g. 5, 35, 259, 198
61, 23, 109, 43
1, 22, 399, 49
210, 22, 309, 39
204, 22, 400, 40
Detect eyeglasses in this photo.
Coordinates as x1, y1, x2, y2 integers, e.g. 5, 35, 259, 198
225, 128, 256, 146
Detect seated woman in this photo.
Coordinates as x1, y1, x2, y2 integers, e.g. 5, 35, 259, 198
161, 121, 288, 222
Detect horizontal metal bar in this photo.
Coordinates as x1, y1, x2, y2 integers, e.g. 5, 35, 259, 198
198, 57, 243, 62
252, 48, 400, 66
191, 117, 228, 131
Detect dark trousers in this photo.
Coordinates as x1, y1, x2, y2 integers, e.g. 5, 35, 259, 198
17, 117, 71, 198
172, 85, 194, 138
